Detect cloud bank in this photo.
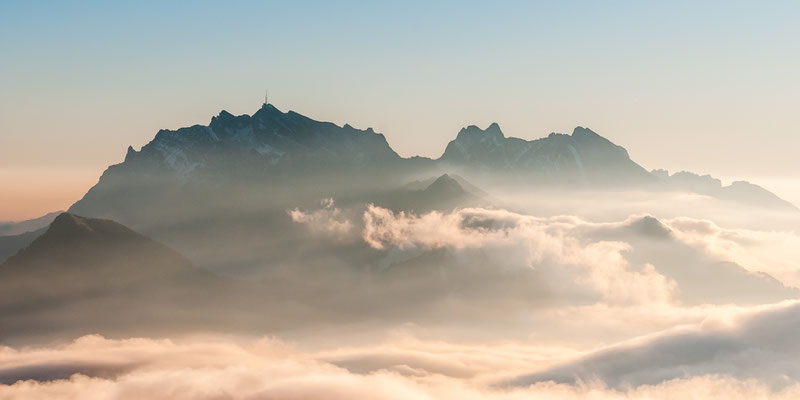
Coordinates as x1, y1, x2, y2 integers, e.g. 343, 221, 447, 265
513, 300, 800, 388
0, 202, 798, 398
361, 205, 677, 306
3, 300, 800, 400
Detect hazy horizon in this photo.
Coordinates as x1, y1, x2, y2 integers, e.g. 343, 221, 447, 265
3, 1, 800, 220
3, 102, 800, 221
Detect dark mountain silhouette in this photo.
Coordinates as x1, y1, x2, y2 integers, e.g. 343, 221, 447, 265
0, 213, 196, 305
439, 124, 655, 187
0, 213, 261, 342
123, 104, 401, 174
68, 105, 795, 232
68, 104, 420, 231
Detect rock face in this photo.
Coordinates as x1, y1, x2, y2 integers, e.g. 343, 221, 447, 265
439, 124, 654, 186
123, 104, 401, 178
68, 104, 411, 229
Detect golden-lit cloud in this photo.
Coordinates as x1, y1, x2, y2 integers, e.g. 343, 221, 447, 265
3, 300, 800, 400
288, 198, 354, 237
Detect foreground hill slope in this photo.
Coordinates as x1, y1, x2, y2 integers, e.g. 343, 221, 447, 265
0, 213, 196, 305
0, 213, 261, 342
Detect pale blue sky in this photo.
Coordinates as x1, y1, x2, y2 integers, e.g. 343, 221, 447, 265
1, 1, 799, 218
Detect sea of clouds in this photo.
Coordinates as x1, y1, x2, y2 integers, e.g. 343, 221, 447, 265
3, 199, 800, 399
2, 300, 800, 400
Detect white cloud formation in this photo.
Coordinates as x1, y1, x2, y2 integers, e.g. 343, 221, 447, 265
512, 300, 800, 388
362, 205, 677, 305
664, 217, 800, 287
3, 311, 800, 400
288, 198, 353, 237
358, 205, 800, 305
285, 201, 800, 307
3, 201, 799, 399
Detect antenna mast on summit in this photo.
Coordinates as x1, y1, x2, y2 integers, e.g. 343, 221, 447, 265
264, 89, 268, 106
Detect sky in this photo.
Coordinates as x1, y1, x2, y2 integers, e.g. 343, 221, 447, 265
1, 0, 799, 220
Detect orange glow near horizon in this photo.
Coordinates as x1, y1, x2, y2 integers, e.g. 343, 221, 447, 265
0, 168, 98, 222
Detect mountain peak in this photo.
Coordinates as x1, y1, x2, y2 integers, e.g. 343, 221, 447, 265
424, 173, 466, 196
3, 213, 191, 273
571, 126, 600, 138
0, 212, 198, 323
455, 123, 505, 141
50, 213, 94, 233
217, 110, 235, 118
124, 145, 137, 162
627, 215, 672, 239
433, 173, 454, 182
47, 213, 140, 240
253, 103, 284, 119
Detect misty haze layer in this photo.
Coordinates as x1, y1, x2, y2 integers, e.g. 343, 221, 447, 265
1, 105, 799, 399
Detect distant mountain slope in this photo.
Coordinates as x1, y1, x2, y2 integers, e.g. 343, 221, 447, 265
403, 173, 489, 197
0, 227, 45, 263
369, 174, 484, 212
652, 170, 798, 211
594, 215, 799, 304
717, 181, 797, 210
0, 211, 64, 263
0, 211, 62, 236
438, 124, 655, 187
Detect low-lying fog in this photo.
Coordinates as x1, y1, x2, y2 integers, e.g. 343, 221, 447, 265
3, 185, 800, 399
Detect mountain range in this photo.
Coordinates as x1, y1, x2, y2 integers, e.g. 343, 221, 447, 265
0, 103, 792, 266
1, 102, 797, 341
64, 103, 794, 228
74, 104, 657, 194
439, 123, 654, 186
